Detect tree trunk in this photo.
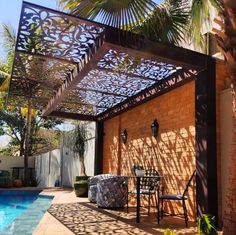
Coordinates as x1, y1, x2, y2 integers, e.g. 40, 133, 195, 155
24, 97, 32, 186
80, 157, 87, 176
20, 126, 26, 156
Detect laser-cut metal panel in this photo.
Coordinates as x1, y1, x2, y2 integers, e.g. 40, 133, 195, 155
55, 48, 185, 115
77, 69, 156, 97
56, 101, 107, 116
97, 49, 182, 80
9, 2, 204, 121
97, 69, 199, 120
17, 2, 105, 63
9, 52, 76, 107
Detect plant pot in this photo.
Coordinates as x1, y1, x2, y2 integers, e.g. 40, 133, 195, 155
135, 169, 146, 177
75, 176, 89, 181
74, 180, 88, 197
14, 179, 23, 187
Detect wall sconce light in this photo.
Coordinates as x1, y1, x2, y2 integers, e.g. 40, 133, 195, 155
121, 129, 128, 144
151, 119, 159, 137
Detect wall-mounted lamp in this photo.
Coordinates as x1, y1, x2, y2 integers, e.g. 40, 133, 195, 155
151, 119, 159, 137
121, 129, 128, 144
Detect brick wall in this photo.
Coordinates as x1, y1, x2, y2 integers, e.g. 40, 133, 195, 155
102, 61, 228, 223
103, 81, 196, 220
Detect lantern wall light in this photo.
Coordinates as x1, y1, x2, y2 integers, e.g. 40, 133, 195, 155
151, 119, 159, 137
121, 129, 128, 144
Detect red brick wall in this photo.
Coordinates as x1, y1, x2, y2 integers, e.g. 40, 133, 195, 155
103, 81, 196, 220
102, 60, 228, 224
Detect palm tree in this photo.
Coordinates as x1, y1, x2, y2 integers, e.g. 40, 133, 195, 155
0, 23, 15, 106
59, 0, 221, 46
63, 121, 89, 176
213, 1, 236, 234
60, 0, 190, 45
73, 122, 89, 176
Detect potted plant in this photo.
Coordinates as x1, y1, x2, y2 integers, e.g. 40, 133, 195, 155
63, 121, 89, 197
63, 121, 90, 197
74, 178, 88, 197
133, 164, 145, 176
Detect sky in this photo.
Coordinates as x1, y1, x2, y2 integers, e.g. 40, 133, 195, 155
0, 0, 164, 61
0, 0, 58, 61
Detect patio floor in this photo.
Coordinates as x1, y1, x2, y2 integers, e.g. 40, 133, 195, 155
34, 188, 197, 235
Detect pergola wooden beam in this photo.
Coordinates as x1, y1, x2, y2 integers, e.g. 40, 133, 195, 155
42, 40, 108, 116
48, 111, 97, 121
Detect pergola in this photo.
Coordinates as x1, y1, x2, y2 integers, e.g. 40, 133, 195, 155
9, 1, 218, 222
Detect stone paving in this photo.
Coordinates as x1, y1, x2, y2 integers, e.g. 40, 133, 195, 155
33, 188, 197, 235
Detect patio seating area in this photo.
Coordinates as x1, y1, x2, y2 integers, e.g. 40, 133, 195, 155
35, 188, 198, 235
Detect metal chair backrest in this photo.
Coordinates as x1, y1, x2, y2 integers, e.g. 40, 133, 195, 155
140, 169, 160, 191
182, 170, 196, 197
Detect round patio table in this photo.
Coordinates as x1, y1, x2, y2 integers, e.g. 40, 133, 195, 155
121, 175, 163, 223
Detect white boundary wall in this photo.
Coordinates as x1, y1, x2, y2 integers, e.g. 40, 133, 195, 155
0, 155, 35, 177
35, 122, 95, 187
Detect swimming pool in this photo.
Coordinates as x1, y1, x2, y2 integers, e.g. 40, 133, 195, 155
0, 190, 53, 235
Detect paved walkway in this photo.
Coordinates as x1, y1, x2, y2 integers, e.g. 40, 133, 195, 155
33, 188, 197, 235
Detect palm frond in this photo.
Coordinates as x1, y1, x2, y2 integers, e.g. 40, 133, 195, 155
1, 23, 16, 53
189, 0, 223, 47
136, 0, 189, 44
60, 0, 157, 30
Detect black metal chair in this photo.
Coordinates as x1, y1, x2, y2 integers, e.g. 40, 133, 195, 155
128, 169, 161, 215
157, 170, 196, 227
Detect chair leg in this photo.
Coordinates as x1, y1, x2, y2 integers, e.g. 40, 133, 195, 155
148, 193, 151, 215
126, 184, 129, 213
127, 194, 129, 213
157, 197, 160, 224
182, 199, 188, 227
161, 199, 164, 218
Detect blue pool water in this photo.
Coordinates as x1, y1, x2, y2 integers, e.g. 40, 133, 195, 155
0, 190, 53, 235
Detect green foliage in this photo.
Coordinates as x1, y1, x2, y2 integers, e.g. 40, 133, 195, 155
197, 214, 217, 235
28, 176, 41, 187
163, 229, 174, 235
60, 0, 156, 30
0, 23, 63, 156
60, 0, 222, 47
63, 121, 90, 160
0, 108, 63, 156
62, 121, 91, 176
136, 0, 189, 44
189, 0, 223, 47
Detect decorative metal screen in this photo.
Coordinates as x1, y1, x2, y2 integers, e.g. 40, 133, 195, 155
9, 2, 201, 120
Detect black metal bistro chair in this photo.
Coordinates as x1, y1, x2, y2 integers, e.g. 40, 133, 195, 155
128, 169, 161, 215
157, 170, 196, 227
